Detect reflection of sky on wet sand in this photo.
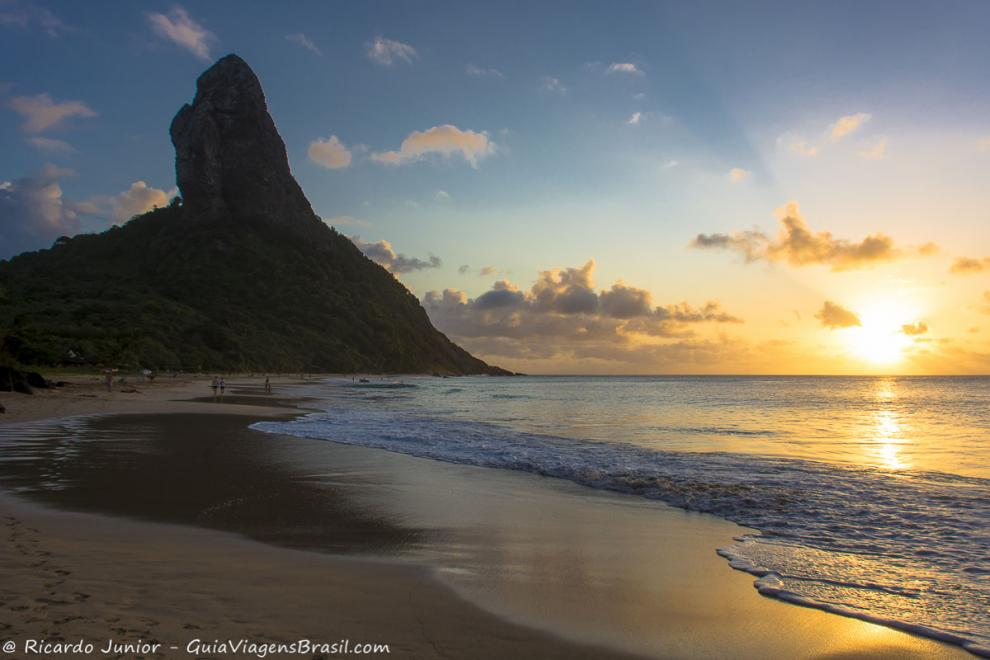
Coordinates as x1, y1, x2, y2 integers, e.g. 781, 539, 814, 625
0, 414, 967, 659
297, 442, 966, 659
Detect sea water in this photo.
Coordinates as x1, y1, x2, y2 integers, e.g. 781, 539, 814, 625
253, 375, 990, 655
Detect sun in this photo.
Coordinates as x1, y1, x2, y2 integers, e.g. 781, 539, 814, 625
843, 300, 916, 365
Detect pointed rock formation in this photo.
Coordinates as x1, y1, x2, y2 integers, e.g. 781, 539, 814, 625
0, 54, 508, 375
169, 54, 317, 227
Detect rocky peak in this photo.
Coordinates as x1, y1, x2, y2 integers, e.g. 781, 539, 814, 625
169, 54, 317, 226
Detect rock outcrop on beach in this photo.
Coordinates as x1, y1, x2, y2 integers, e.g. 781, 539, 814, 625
0, 55, 507, 375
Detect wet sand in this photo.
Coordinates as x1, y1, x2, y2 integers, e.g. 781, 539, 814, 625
0, 380, 973, 658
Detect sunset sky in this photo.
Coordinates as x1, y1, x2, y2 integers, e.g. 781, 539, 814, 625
2, 1, 989, 374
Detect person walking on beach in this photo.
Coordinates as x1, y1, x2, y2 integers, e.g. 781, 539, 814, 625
210, 376, 219, 401
219, 377, 226, 401
264, 376, 271, 394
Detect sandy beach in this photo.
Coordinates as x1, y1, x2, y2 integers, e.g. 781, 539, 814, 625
0, 376, 972, 658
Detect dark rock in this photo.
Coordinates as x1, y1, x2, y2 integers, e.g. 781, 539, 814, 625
170, 54, 319, 229
24, 371, 49, 389
0, 366, 33, 394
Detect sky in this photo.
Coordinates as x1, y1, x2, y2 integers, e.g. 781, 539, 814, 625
2, 0, 989, 374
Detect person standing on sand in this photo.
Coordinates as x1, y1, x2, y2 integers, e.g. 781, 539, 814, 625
219, 377, 226, 401
211, 376, 219, 401
264, 376, 271, 394
105, 370, 113, 392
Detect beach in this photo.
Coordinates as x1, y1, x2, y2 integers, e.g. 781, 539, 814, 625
0, 375, 975, 658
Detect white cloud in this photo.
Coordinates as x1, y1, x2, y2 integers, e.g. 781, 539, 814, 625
729, 167, 751, 183
606, 62, 643, 76
350, 236, 441, 273
111, 181, 171, 223
859, 135, 887, 160
789, 141, 818, 157
8, 93, 97, 133
286, 32, 322, 56
307, 135, 353, 170
0, 164, 85, 258
466, 64, 503, 78
829, 112, 871, 141
147, 6, 216, 61
26, 136, 75, 154
0, 2, 70, 38
366, 36, 417, 66
627, 112, 641, 125
663, 159, 679, 169
541, 76, 567, 94
371, 124, 495, 168
434, 190, 451, 201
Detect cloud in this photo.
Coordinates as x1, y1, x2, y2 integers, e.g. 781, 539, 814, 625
918, 242, 940, 256
366, 36, 417, 65
859, 135, 887, 160
541, 77, 567, 94
627, 112, 642, 125
691, 201, 904, 271
901, 322, 928, 336
458, 264, 470, 275
479, 265, 500, 277
308, 135, 353, 170
466, 64, 503, 78
371, 125, 495, 168
0, 164, 85, 258
789, 141, 818, 157
147, 6, 216, 61
423, 259, 741, 364
729, 167, 751, 183
110, 181, 170, 223
0, 2, 70, 37
26, 136, 75, 154
8, 93, 97, 133
600, 282, 652, 318
350, 236, 441, 274
829, 112, 871, 141
815, 301, 861, 329
434, 190, 451, 201
606, 62, 643, 76
286, 32, 322, 56
950, 256, 990, 275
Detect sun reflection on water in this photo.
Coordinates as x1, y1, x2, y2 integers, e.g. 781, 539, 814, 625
870, 380, 912, 471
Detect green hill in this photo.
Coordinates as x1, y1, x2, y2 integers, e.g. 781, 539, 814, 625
0, 55, 506, 376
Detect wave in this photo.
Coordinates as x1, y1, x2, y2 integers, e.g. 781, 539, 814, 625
252, 405, 990, 655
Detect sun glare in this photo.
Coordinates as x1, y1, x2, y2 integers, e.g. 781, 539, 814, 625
844, 300, 916, 366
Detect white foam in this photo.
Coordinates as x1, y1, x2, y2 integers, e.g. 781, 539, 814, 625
252, 387, 990, 655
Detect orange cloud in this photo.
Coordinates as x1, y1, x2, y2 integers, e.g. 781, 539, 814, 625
815, 301, 861, 329
692, 202, 905, 271
950, 257, 990, 275
371, 125, 494, 167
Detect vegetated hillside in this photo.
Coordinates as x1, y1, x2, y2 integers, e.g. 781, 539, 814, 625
0, 203, 504, 374
0, 53, 507, 375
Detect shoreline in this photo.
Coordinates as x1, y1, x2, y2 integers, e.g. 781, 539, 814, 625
0, 376, 974, 658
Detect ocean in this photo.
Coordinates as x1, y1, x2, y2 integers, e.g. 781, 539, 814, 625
253, 375, 990, 656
